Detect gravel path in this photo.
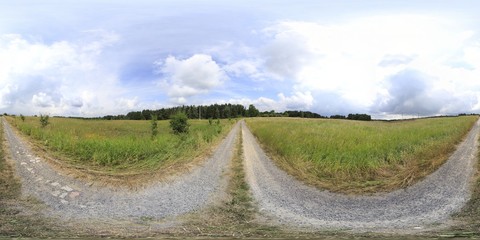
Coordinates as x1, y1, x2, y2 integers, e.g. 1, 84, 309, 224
2, 119, 239, 221
242, 119, 480, 230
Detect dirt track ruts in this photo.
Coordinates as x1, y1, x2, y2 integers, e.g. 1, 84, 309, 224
242, 119, 480, 230
2, 119, 239, 221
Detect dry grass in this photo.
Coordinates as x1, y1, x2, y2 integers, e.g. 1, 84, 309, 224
247, 116, 478, 194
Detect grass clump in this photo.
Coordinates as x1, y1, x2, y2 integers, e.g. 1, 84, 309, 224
247, 116, 478, 193
6, 116, 234, 174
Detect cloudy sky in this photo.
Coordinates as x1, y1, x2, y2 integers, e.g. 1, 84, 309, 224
1, 0, 480, 118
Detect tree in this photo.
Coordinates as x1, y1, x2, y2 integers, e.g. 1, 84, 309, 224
224, 105, 232, 119
247, 104, 259, 117
347, 113, 372, 121
20, 114, 25, 122
170, 112, 189, 134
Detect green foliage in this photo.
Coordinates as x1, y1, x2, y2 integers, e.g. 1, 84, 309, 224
122, 103, 247, 120
20, 114, 25, 122
208, 118, 213, 125
39, 114, 49, 128
8, 117, 233, 173
170, 112, 190, 134
247, 116, 478, 192
150, 114, 158, 138
347, 113, 371, 121
247, 104, 259, 117
330, 114, 346, 119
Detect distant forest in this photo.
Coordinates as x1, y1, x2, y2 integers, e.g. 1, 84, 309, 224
101, 103, 372, 121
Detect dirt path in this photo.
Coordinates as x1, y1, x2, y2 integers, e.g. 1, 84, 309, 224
2, 119, 239, 223
242, 119, 480, 231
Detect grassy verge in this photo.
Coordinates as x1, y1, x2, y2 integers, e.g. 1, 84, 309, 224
0, 119, 67, 237
247, 116, 478, 193
6, 117, 234, 175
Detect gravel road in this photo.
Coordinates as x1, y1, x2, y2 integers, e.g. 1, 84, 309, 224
242, 119, 480, 230
2, 119, 239, 221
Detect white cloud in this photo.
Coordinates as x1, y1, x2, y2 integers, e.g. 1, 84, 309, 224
224, 60, 259, 77
278, 91, 314, 110
156, 54, 227, 104
32, 92, 55, 108
259, 15, 480, 115
225, 91, 314, 112
0, 32, 139, 116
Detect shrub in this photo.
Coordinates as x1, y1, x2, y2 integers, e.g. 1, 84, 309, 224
20, 114, 25, 122
170, 112, 189, 134
40, 114, 49, 128
150, 114, 158, 138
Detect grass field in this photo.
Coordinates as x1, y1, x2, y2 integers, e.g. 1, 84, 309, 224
6, 116, 235, 174
247, 116, 478, 193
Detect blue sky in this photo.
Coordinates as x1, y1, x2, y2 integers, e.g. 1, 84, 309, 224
1, 0, 480, 118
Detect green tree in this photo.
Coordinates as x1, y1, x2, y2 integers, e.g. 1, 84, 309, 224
247, 104, 259, 117
170, 112, 189, 134
40, 114, 49, 128
20, 114, 25, 122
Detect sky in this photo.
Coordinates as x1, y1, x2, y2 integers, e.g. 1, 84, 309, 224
1, 0, 480, 118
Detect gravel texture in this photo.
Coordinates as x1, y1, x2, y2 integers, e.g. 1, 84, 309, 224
2, 119, 239, 221
242, 119, 480, 230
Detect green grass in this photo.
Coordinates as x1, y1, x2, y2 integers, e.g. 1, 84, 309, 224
247, 116, 478, 193
7, 116, 234, 174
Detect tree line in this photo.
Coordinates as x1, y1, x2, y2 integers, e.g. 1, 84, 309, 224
101, 103, 371, 121
103, 104, 258, 120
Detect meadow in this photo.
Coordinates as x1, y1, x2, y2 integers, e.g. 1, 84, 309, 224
247, 116, 478, 193
7, 116, 235, 174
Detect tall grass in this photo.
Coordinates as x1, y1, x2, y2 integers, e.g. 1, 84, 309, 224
7, 117, 234, 174
247, 116, 478, 193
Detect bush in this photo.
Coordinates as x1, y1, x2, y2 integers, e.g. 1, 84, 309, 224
40, 114, 49, 128
170, 112, 189, 134
20, 114, 25, 122
150, 114, 158, 138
